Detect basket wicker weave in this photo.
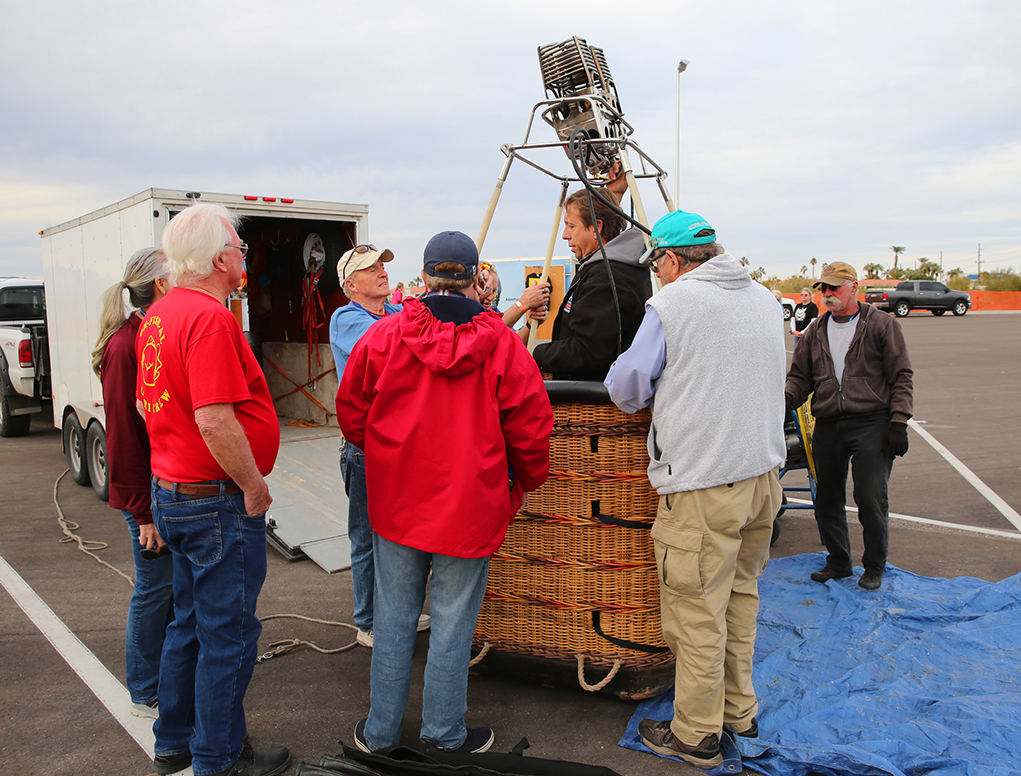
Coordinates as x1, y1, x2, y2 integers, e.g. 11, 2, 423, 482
472, 385, 673, 699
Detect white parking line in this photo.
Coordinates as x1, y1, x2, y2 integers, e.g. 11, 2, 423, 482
908, 419, 1021, 533
785, 498, 1021, 540
0, 554, 184, 770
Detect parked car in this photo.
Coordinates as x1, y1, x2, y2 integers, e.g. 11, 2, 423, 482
865, 280, 971, 317
0, 278, 49, 437
780, 296, 795, 320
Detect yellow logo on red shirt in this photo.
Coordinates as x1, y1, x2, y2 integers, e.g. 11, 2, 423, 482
139, 315, 171, 413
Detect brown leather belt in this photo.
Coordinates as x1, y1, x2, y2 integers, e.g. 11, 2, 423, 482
154, 478, 242, 496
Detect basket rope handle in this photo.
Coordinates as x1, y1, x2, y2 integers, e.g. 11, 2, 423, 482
575, 654, 622, 692
469, 642, 491, 667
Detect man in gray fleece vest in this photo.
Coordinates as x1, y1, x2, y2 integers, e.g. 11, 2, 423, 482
605, 210, 786, 771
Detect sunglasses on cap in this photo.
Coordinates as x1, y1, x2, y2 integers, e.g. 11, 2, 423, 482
341, 244, 379, 278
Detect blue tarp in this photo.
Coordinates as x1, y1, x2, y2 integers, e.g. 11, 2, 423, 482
620, 553, 1021, 776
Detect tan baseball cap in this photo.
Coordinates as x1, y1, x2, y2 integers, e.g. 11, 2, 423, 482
813, 261, 857, 288
338, 244, 394, 284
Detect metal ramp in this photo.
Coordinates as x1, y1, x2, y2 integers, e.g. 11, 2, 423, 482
265, 421, 351, 573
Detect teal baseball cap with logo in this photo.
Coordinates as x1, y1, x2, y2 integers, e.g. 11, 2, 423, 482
639, 210, 716, 263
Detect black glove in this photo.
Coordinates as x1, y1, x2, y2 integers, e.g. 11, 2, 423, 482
887, 422, 909, 458
785, 393, 795, 416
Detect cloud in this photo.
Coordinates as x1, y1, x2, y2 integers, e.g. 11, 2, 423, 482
1, 0, 1019, 282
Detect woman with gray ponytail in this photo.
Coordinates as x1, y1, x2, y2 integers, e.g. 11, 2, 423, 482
92, 247, 174, 718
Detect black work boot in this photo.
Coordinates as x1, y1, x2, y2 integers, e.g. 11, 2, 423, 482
810, 565, 853, 583
208, 743, 291, 776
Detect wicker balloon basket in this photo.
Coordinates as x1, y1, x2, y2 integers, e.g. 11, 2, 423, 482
471, 382, 673, 700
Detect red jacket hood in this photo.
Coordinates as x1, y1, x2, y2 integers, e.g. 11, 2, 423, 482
398, 298, 504, 377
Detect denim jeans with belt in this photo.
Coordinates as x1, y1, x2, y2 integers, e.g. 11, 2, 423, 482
812, 412, 894, 574
341, 439, 374, 632
122, 510, 174, 705
151, 481, 267, 776
364, 534, 490, 751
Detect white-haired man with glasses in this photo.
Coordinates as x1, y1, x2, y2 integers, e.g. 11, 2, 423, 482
137, 202, 289, 776
604, 209, 786, 770
329, 245, 430, 649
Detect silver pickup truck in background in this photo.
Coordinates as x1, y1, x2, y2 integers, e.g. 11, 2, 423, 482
0, 278, 49, 436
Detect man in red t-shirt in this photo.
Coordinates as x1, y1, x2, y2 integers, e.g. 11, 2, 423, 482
137, 203, 289, 776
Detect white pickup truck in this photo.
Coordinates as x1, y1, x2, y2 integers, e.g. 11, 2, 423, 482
0, 278, 50, 437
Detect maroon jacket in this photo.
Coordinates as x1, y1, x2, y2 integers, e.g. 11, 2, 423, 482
100, 314, 152, 524
337, 297, 553, 558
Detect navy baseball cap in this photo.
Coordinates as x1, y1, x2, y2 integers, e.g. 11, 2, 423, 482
423, 231, 479, 280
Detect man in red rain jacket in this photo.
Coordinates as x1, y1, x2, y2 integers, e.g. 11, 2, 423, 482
337, 230, 552, 756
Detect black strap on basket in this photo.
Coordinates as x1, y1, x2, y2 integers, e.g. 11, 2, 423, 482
591, 611, 670, 654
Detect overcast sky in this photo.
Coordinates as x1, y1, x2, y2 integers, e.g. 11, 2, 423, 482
2, 0, 1018, 286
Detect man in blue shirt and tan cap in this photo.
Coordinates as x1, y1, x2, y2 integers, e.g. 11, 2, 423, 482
605, 209, 786, 770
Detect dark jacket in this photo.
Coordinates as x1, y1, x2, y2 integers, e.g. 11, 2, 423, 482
99, 313, 153, 524
785, 302, 913, 422
532, 229, 653, 381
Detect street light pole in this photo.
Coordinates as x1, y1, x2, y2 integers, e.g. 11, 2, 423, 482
674, 60, 689, 207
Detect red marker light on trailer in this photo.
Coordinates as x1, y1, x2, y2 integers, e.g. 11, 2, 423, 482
244, 195, 258, 201
262, 197, 276, 202
18, 340, 33, 368
281, 198, 294, 204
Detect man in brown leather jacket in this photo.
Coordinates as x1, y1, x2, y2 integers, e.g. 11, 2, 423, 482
785, 262, 913, 591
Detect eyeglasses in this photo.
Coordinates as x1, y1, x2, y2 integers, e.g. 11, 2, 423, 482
648, 249, 667, 274
342, 244, 378, 280
224, 242, 249, 258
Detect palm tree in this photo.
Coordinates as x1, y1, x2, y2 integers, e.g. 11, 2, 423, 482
750, 267, 766, 282
918, 259, 941, 279
739, 256, 750, 267
800, 265, 808, 277
810, 258, 817, 278
890, 246, 905, 270
408, 277, 422, 287
863, 263, 884, 280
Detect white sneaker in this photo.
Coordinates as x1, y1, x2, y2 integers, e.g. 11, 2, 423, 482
131, 701, 158, 718
357, 615, 429, 649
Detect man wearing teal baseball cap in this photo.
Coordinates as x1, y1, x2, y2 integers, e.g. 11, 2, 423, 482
606, 210, 786, 770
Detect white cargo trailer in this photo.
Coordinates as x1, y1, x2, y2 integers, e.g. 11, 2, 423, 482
39, 188, 365, 569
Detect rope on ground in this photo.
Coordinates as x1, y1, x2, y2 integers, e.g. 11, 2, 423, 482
256, 613, 360, 662
52, 473, 361, 661
53, 469, 134, 587
575, 653, 622, 692
469, 642, 490, 667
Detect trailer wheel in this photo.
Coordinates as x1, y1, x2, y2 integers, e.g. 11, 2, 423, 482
86, 423, 109, 502
63, 413, 90, 486
0, 377, 32, 437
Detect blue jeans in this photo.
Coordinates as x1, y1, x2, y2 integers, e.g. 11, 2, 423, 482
152, 482, 268, 776
122, 510, 174, 705
341, 440, 374, 632
813, 412, 894, 574
365, 534, 490, 750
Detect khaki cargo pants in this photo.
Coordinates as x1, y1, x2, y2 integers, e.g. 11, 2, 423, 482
651, 468, 780, 747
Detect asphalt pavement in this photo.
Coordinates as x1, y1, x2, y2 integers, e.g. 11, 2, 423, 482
1, 310, 1018, 776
